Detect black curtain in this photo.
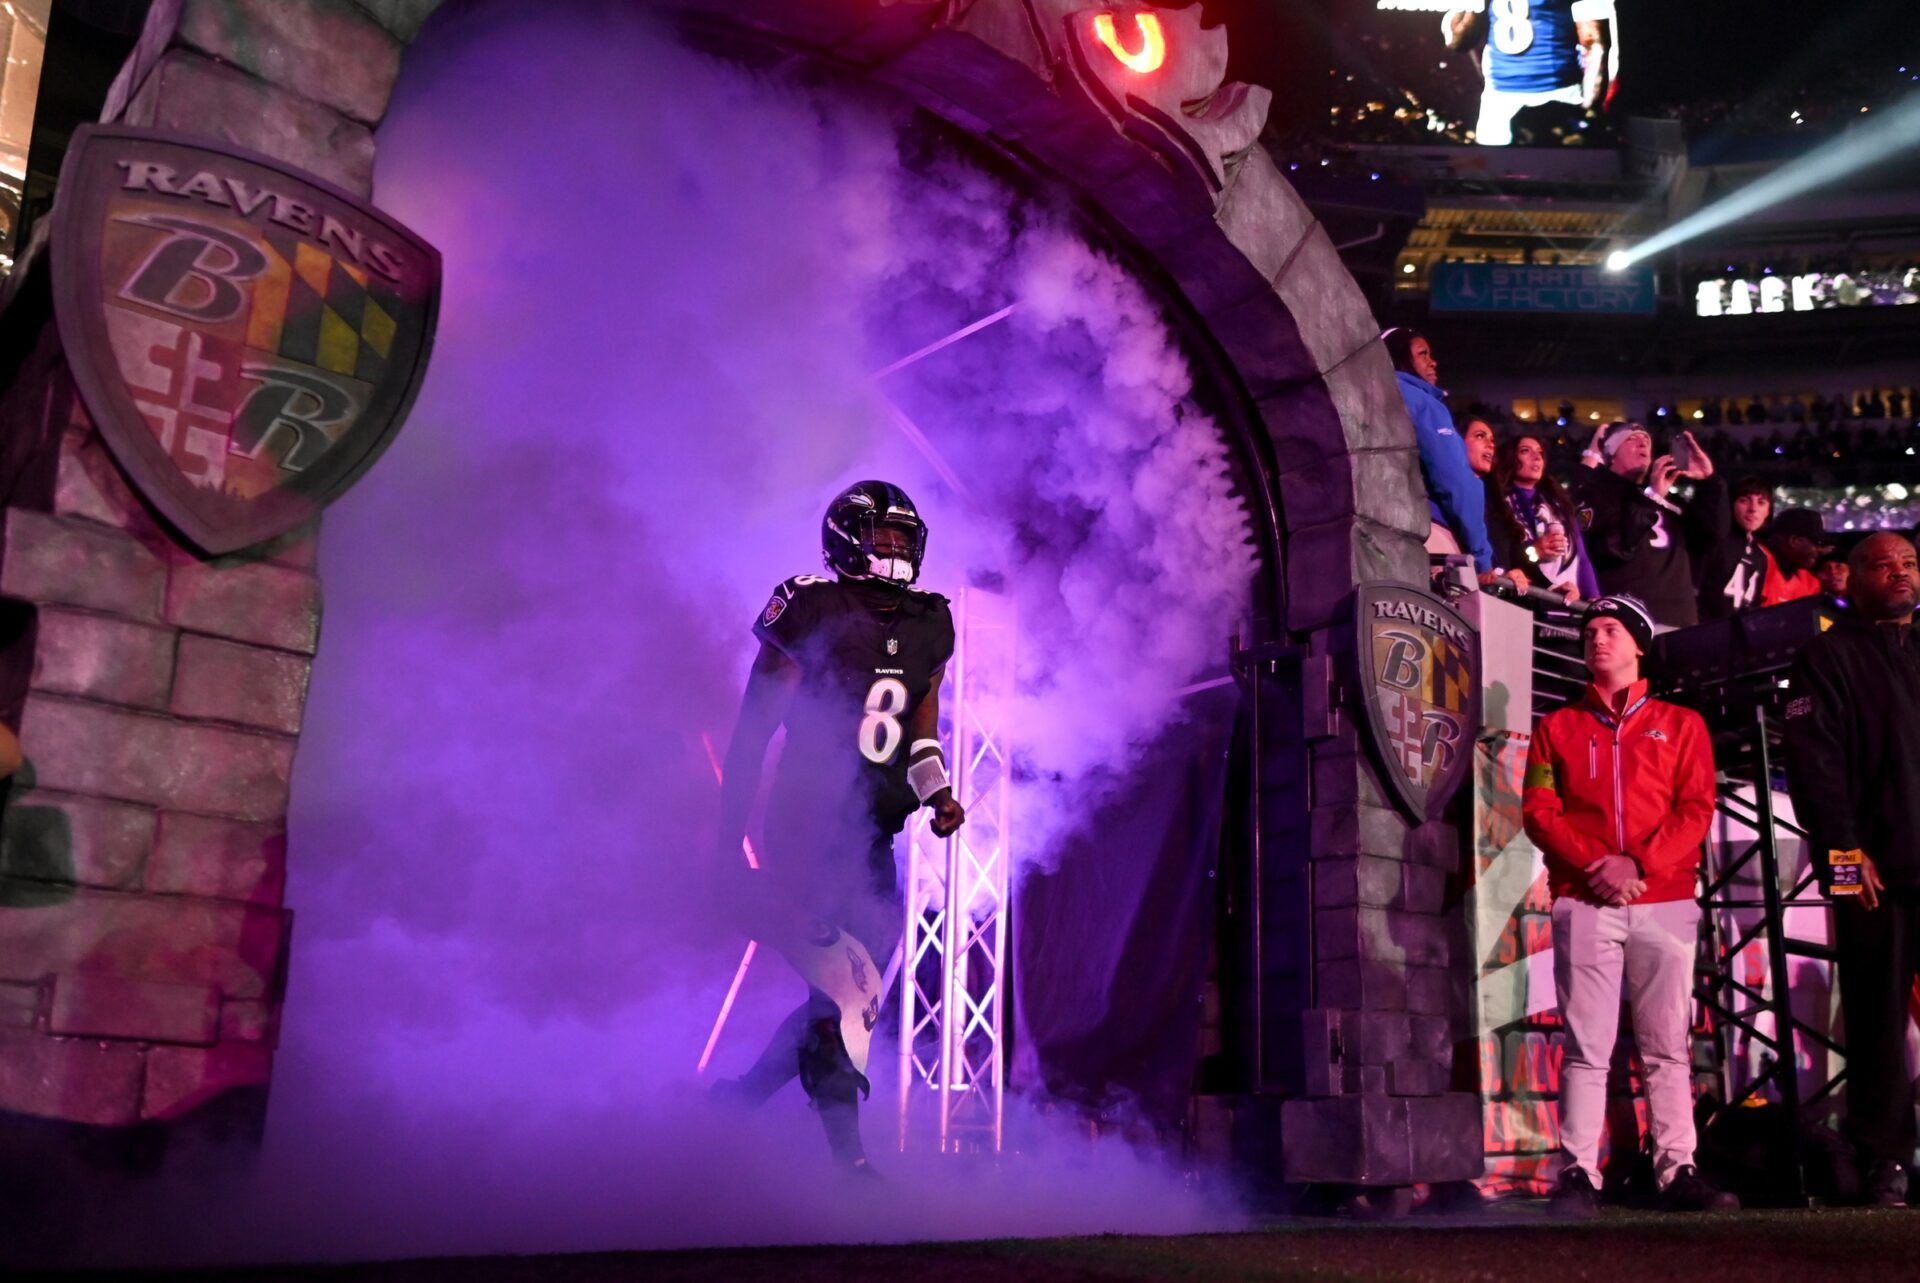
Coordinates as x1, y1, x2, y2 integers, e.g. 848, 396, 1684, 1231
1012, 686, 1235, 1127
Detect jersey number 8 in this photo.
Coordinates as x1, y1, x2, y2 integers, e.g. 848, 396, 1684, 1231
1491, 0, 1534, 56
860, 677, 909, 764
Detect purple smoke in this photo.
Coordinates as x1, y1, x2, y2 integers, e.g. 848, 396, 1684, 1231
75, 1, 1260, 1263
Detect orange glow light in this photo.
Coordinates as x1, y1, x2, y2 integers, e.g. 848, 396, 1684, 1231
1093, 12, 1166, 74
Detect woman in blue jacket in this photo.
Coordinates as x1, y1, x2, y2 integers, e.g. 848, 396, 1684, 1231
1383, 327, 1519, 591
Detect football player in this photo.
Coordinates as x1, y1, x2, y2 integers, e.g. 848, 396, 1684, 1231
708, 480, 966, 1175
1444, 1, 1617, 146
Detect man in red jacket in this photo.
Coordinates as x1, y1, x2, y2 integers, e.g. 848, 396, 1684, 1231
1522, 596, 1736, 1215
1760, 508, 1834, 607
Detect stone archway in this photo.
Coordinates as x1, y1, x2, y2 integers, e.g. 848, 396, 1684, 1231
0, 0, 1469, 1188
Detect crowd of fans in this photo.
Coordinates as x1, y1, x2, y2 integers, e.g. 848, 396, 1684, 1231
1695, 423, 1917, 471
1527, 425, 1918, 479
1490, 391, 1920, 482
1660, 61, 1920, 142
1389, 330, 1859, 630
1690, 390, 1914, 426
1695, 393, 1918, 472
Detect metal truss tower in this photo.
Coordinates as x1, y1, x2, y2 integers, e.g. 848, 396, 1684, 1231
898, 585, 1014, 1153
1694, 707, 1842, 1206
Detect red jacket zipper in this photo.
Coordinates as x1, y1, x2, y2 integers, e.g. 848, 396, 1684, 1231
1607, 696, 1648, 857
1612, 728, 1627, 855
1587, 694, 1641, 859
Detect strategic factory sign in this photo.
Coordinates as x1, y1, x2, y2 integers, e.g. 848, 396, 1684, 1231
1355, 582, 1482, 820
51, 125, 439, 554
1429, 262, 1658, 317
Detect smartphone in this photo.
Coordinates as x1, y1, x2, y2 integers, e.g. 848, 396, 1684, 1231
1671, 434, 1694, 474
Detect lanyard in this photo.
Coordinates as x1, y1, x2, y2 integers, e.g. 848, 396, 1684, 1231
1508, 488, 1541, 539
1586, 692, 1650, 731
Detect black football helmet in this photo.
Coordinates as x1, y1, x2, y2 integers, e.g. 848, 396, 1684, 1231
822, 480, 927, 585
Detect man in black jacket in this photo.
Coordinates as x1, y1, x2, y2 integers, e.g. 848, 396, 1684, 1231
1577, 424, 1725, 628
1783, 531, 1920, 1206
1815, 552, 1850, 600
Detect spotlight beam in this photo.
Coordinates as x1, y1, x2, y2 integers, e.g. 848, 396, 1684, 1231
1613, 91, 1920, 269
869, 304, 1017, 381
882, 400, 978, 505
868, 308, 1018, 505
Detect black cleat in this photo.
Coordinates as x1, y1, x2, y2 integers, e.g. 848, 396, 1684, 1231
1868, 1160, 1911, 1208
1662, 1164, 1739, 1212
1549, 1167, 1602, 1219
798, 1019, 871, 1103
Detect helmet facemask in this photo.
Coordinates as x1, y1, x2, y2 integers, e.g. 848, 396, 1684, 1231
821, 478, 925, 583
822, 481, 928, 586
832, 514, 923, 585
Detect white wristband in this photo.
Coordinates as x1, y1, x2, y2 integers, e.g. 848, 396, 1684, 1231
908, 752, 951, 803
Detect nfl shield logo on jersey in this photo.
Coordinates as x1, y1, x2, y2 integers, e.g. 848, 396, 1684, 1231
887, 637, 899, 655
50, 125, 439, 555
1354, 582, 1481, 821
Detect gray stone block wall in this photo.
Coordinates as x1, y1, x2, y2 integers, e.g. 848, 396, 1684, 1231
0, 373, 307, 1122
1274, 624, 1477, 1187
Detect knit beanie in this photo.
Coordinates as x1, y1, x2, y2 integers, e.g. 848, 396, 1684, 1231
1585, 595, 1656, 655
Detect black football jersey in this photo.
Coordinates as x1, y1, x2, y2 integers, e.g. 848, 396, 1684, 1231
753, 575, 955, 842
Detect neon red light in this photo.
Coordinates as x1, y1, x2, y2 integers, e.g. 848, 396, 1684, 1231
1093, 12, 1166, 74
700, 731, 760, 869
697, 730, 764, 1073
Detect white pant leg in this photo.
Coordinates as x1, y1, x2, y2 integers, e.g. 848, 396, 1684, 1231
1624, 897, 1702, 1189
1475, 85, 1520, 146
1553, 897, 1628, 1183
1475, 81, 1585, 145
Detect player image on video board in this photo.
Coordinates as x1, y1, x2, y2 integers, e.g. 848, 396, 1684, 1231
1337, 1, 1620, 146
1447, 1, 1619, 144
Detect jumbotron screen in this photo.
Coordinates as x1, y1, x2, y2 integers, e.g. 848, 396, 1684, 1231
1330, 0, 1625, 146
1323, 0, 1917, 148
